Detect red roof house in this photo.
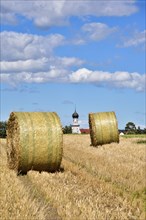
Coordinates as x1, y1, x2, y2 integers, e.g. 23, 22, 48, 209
80, 128, 90, 134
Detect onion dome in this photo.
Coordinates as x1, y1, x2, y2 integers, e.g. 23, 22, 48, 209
72, 110, 79, 118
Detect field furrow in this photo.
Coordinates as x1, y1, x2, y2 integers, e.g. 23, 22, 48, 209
0, 139, 61, 220
26, 159, 143, 220
63, 135, 146, 193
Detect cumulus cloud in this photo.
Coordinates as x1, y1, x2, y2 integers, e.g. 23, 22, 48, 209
1, 57, 84, 73
69, 68, 145, 92
1, 68, 69, 85
0, 31, 85, 86
1, 0, 138, 27
0, 31, 84, 78
1, 31, 65, 61
1, 67, 145, 92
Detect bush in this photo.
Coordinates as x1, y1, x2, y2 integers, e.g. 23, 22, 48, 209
63, 125, 72, 134
0, 121, 7, 138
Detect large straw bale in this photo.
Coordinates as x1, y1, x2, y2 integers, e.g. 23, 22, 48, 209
6, 112, 63, 173
89, 111, 119, 146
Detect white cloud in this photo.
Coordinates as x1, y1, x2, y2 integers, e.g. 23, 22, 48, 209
1, 1, 138, 27
57, 57, 85, 67
1, 67, 145, 92
82, 23, 117, 41
0, 12, 17, 25
1, 69, 68, 85
0, 31, 65, 61
1, 31, 84, 69
0, 31, 85, 85
70, 22, 118, 45
69, 68, 146, 92
120, 30, 146, 48
1, 57, 84, 73
1, 58, 48, 73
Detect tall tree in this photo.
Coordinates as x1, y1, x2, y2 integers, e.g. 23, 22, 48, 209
125, 122, 136, 134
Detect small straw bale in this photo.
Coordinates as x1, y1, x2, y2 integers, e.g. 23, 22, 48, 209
89, 111, 119, 146
6, 112, 63, 173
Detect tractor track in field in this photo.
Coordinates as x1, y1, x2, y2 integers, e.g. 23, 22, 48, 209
0, 139, 62, 220
18, 174, 62, 220
18, 157, 144, 220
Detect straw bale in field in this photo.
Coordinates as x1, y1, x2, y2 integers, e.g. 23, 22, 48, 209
6, 112, 63, 173
89, 111, 119, 146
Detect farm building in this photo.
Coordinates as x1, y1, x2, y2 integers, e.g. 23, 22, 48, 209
80, 128, 90, 134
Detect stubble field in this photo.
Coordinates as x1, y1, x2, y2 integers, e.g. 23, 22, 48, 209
0, 135, 146, 220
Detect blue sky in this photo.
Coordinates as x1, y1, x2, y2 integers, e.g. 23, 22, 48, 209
0, 0, 145, 129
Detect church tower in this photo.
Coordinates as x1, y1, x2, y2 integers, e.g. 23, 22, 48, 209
71, 108, 80, 134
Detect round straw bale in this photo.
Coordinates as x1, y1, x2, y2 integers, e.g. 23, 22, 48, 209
89, 111, 119, 146
6, 112, 63, 173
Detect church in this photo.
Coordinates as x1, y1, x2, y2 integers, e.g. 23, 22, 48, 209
71, 109, 81, 134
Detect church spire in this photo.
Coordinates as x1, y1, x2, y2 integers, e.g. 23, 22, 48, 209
72, 106, 79, 118
71, 107, 80, 134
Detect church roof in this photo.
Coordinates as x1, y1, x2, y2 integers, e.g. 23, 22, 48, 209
72, 109, 79, 118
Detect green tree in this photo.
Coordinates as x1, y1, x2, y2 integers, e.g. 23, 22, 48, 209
63, 125, 72, 134
0, 121, 7, 138
137, 126, 142, 134
125, 122, 137, 134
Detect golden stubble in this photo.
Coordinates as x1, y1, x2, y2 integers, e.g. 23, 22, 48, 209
0, 139, 60, 220
0, 135, 145, 220
27, 135, 145, 220
63, 135, 145, 192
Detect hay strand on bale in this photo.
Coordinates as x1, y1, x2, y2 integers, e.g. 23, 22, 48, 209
89, 111, 119, 146
7, 112, 63, 173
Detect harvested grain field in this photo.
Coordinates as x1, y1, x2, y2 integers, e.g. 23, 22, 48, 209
0, 135, 146, 220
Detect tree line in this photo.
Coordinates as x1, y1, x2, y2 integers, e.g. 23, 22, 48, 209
124, 122, 146, 134
0, 121, 146, 138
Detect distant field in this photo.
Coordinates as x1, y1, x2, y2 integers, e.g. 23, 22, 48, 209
123, 134, 146, 139
0, 135, 146, 220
